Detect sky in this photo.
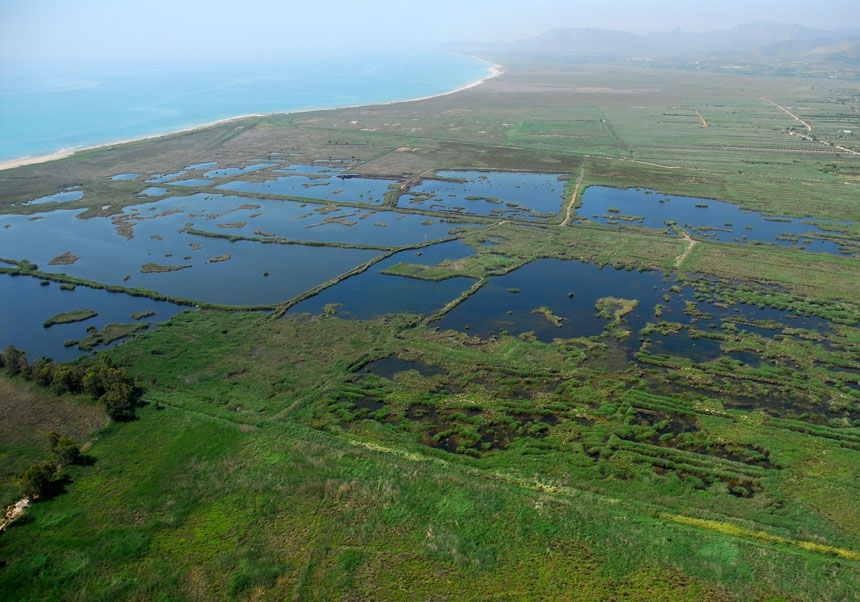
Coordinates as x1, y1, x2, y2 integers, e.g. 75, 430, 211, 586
1, 0, 859, 66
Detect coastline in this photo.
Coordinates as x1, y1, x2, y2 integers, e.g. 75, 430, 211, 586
0, 57, 502, 173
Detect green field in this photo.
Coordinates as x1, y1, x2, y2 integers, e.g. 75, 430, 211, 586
1, 60, 859, 601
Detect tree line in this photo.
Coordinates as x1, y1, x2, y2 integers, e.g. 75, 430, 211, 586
1, 345, 141, 503
1, 345, 135, 420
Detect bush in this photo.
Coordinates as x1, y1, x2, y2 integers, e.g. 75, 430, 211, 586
19, 461, 57, 500
101, 382, 134, 420
2, 345, 27, 376
45, 432, 81, 467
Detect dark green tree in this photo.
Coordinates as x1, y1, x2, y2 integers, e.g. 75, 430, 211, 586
45, 431, 81, 467
101, 381, 134, 420
19, 461, 57, 500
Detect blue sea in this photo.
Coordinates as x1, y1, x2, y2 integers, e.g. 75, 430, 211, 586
0, 54, 490, 162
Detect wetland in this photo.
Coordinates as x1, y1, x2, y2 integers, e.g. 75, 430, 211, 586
1, 59, 859, 602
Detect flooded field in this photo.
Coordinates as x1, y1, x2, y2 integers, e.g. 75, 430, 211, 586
3, 168, 857, 385
399, 170, 565, 220
22, 189, 83, 206
434, 259, 668, 341
0, 205, 380, 305
219, 172, 399, 205
290, 240, 475, 318
579, 186, 851, 255
0, 274, 186, 361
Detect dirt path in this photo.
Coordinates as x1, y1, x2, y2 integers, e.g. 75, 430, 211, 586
674, 228, 698, 269
695, 111, 708, 127
560, 167, 585, 226
620, 157, 683, 170
0, 498, 30, 533
767, 99, 812, 131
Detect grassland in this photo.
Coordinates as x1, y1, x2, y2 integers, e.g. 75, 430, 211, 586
0, 375, 107, 505
0, 59, 859, 601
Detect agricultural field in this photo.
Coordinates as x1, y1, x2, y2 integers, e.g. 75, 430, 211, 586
0, 61, 859, 600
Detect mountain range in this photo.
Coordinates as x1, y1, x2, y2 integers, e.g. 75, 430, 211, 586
446, 21, 860, 69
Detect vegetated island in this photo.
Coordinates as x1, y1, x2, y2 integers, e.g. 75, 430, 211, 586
140, 262, 192, 274
43, 309, 98, 328
48, 251, 80, 265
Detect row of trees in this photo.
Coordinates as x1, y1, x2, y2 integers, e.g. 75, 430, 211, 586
1, 345, 136, 419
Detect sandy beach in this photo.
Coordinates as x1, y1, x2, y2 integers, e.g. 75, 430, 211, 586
0, 58, 503, 173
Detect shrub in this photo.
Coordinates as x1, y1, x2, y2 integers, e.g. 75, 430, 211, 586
19, 461, 57, 500
45, 432, 81, 467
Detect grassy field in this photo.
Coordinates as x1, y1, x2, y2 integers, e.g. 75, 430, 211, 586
2, 309, 857, 599
0, 375, 107, 505
1, 59, 859, 600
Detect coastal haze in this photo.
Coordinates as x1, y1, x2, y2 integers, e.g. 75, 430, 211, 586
1, 1, 860, 601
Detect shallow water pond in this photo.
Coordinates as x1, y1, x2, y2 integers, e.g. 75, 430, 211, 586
170, 178, 213, 187
274, 164, 348, 175
147, 170, 187, 183
23, 189, 83, 206
0, 274, 187, 362
219, 173, 397, 205
0, 204, 381, 306
204, 163, 277, 178
139, 187, 167, 197
579, 186, 847, 254
360, 355, 445, 379
399, 170, 565, 220
289, 241, 475, 318
434, 259, 666, 341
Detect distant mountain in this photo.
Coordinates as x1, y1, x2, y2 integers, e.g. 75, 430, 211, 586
739, 36, 860, 64
445, 21, 860, 68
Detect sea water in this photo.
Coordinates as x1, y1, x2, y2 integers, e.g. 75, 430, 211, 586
0, 54, 491, 162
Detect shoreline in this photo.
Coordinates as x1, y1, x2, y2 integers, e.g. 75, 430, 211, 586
0, 57, 502, 172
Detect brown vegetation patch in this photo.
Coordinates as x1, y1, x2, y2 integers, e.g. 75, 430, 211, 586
48, 251, 80, 266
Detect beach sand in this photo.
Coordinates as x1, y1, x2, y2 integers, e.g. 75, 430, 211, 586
0, 59, 503, 173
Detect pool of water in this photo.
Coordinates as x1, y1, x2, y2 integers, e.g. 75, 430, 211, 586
139, 187, 167, 197
0, 204, 381, 306
360, 355, 445, 379
0, 274, 187, 362
133, 193, 478, 247
274, 164, 348, 175
430, 258, 842, 363
649, 331, 725, 363
289, 241, 475, 318
579, 186, 848, 254
147, 170, 188, 183
219, 174, 398, 205
24, 190, 84, 206
110, 173, 140, 181
170, 178, 213, 187
399, 170, 566, 220
203, 163, 277, 178
434, 259, 668, 342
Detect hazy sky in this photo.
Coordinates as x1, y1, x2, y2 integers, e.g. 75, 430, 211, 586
2, 0, 859, 65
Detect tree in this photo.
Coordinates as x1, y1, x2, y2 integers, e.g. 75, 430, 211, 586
101, 381, 134, 420
50, 365, 85, 395
19, 461, 57, 500
26, 357, 55, 386
45, 431, 81, 467
82, 363, 128, 399
3, 345, 27, 376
